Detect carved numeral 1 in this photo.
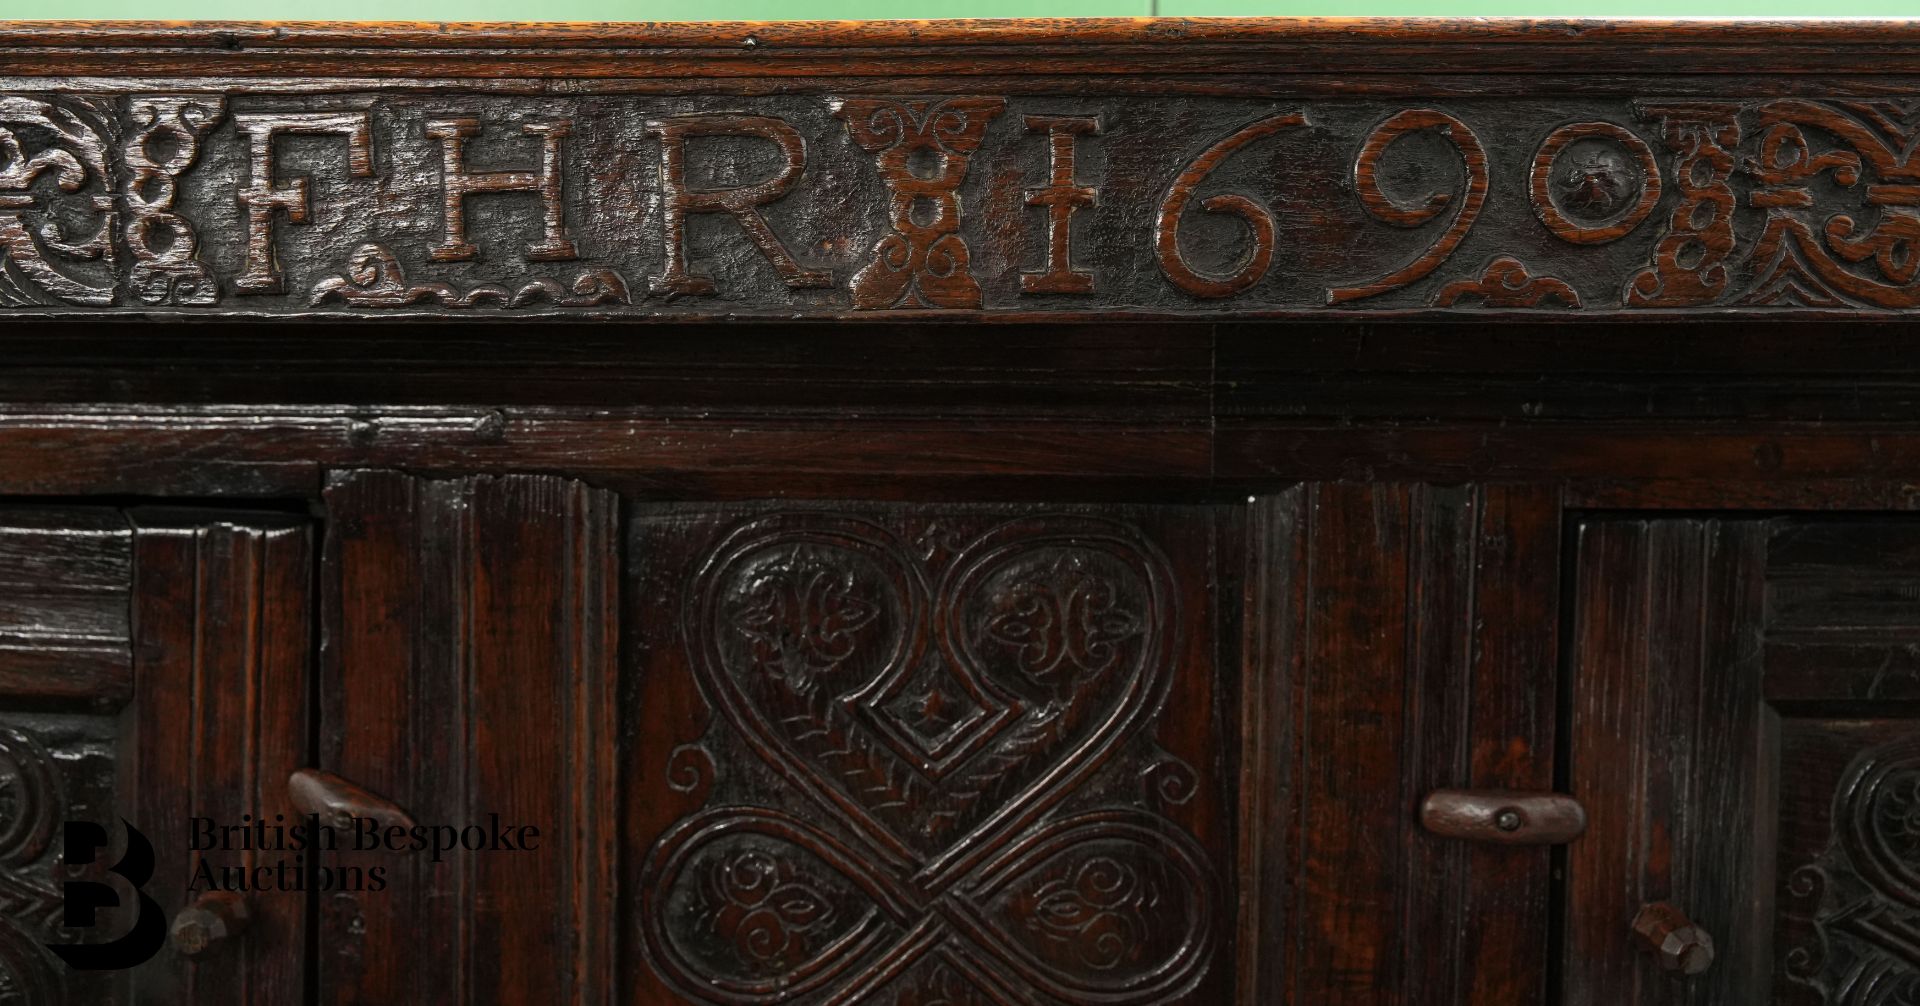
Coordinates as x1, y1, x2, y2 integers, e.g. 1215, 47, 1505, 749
1022, 114, 1100, 295
232, 112, 375, 295
425, 117, 577, 263
645, 114, 829, 298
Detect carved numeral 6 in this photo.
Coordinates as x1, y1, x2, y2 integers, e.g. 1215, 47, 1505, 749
1154, 112, 1308, 299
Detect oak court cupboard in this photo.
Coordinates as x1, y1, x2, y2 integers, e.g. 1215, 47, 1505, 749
0, 17, 1914, 1006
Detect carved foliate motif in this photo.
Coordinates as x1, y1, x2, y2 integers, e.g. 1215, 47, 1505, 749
833, 97, 1006, 310
310, 242, 629, 308
640, 512, 1220, 1005
0, 96, 116, 308
1785, 737, 1920, 1005
122, 96, 224, 306
1740, 100, 1920, 308
1430, 256, 1582, 308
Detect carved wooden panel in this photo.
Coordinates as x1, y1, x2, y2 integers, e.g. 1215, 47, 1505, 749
0, 507, 309, 1006
3, 92, 1920, 317
627, 504, 1234, 1005
1567, 516, 1920, 1005
318, 471, 618, 1006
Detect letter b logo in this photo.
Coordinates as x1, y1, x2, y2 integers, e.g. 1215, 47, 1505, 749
47, 820, 166, 970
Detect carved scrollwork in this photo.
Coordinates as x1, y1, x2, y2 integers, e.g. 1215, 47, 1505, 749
310, 242, 630, 309
834, 97, 1006, 310
1739, 100, 1920, 308
0, 726, 67, 1006
1328, 108, 1488, 305
1153, 112, 1306, 299
645, 512, 1216, 1005
1429, 256, 1582, 309
1784, 737, 1920, 1005
1627, 102, 1742, 307
978, 550, 1146, 687
1142, 754, 1198, 808
122, 96, 224, 306
0, 726, 60, 870
883, 961, 992, 1005
0, 96, 115, 308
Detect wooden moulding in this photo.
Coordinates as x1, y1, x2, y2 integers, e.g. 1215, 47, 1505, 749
0, 19, 1917, 320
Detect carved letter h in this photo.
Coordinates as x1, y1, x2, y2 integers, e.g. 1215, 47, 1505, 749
426, 118, 577, 263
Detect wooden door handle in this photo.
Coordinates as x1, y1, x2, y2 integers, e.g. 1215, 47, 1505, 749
1634, 902, 1715, 975
288, 768, 417, 831
1420, 789, 1588, 845
170, 891, 248, 958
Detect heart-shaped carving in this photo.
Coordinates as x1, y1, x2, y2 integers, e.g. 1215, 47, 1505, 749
687, 513, 1177, 882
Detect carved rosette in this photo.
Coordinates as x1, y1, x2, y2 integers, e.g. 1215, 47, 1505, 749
1784, 737, 1920, 1005
642, 513, 1218, 1005
833, 98, 1006, 310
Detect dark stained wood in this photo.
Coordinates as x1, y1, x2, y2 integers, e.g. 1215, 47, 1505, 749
626, 503, 1236, 1005
1420, 790, 1588, 846
5, 29, 1920, 319
1245, 483, 1560, 1006
0, 507, 309, 1005
1566, 518, 1771, 1006
1560, 516, 1920, 1003
0, 509, 131, 704
318, 470, 618, 1006
6, 17, 1920, 1006
128, 510, 311, 1006
0, 508, 136, 1005
7, 19, 1920, 85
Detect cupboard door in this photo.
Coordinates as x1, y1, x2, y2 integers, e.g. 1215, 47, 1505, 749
0, 507, 310, 1006
317, 471, 619, 1006
627, 504, 1238, 1005
1567, 517, 1920, 1004
127, 510, 312, 1006
1240, 484, 1563, 1006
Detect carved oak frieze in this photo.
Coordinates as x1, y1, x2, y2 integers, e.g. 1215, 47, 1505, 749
5, 92, 1920, 315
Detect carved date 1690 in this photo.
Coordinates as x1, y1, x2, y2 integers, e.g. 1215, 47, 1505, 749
3, 93, 1919, 315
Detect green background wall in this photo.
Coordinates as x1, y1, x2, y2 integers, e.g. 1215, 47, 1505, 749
18, 0, 1920, 20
